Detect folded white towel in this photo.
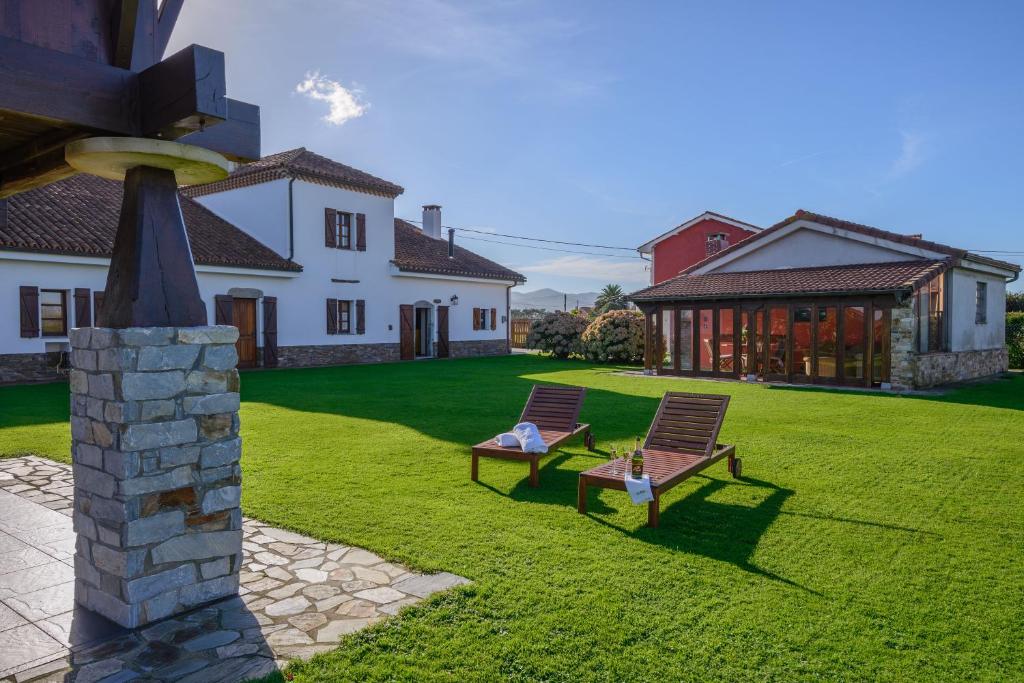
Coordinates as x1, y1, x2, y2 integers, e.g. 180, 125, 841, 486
494, 432, 519, 448
512, 422, 548, 454
624, 473, 653, 504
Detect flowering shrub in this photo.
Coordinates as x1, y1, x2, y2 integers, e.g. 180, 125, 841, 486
1008, 312, 1024, 369
582, 309, 645, 363
526, 311, 589, 358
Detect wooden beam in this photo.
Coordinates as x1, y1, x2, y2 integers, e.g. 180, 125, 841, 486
113, 0, 160, 72
156, 0, 185, 58
178, 99, 260, 161
138, 44, 227, 139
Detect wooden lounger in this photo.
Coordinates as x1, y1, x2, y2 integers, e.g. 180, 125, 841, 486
472, 384, 594, 488
577, 392, 739, 528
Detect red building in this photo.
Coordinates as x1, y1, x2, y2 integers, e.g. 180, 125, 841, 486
638, 211, 760, 285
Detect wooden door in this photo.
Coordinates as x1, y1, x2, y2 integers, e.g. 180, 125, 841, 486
437, 306, 449, 358
399, 305, 414, 360
234, 298, 257, 368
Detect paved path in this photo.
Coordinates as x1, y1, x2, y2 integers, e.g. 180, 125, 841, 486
0, 457, 469, 682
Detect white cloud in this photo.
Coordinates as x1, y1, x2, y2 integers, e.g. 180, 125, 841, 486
295, 72, 368, 126
888, 130, 927, 178
516, 255, 649, 285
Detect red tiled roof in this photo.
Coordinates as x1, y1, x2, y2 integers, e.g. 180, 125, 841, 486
682, 209, 1020, 275
630, 259, 951, 301
0, 174, 302, 272
392, 219, 525, 282
183, 147, 404, 199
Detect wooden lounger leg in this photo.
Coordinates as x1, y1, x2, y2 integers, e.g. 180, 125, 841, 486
529, 457, 539, 488
577, 477, 587, 513
471, 453, 479, 482
647, 490, 660, 528
727, 452, 735, 476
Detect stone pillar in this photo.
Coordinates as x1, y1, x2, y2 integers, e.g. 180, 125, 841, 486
69, 325, 242, 628
889, 304, 916, 390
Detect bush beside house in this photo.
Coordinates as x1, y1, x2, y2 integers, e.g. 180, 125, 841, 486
1008, 312, 1024, 369
582, 310, 644, 363
526, 311, 589, 358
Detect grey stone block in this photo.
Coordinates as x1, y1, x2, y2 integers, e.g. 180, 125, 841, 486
151, 530, 242, 564
121, 371, 185, 400
74, 552, 102, 587
178, 573, 239, 607
120, 419, 197, 451
86, 396, 105, 421
200, 464, 235, 485
143, 589, 181, 622
139, 399, 176, 421
97, 524, 119, 546
72, 349, 98, 371
159, 445, 200, 468
124, 564, 196, 602
74, 511, 97, 540
200, 557, 229, 579
125, 510, 185, 546
119, 327, 174, 346
92, 543, 146, 578
69, 369, 89, 394
88, 496, 138, 524
83, 583, 143, 628
177, 326, 239, 345
71, 416, 94, 443
183, 392, 240, 415
88, 373, 116, 400
202, 485, 241, 514
138, 344, 201, 371
74, 464, 116, 498
185, 370, 229, 394
89, 328, 117, 349
200, 438, 241, 468
97, 347, 137, 372
92, 420, 115, 448
76, 443, 103, 469
69, 327, 92, 348
118, 465, 192, 496
202, 345, 238, 371
103, 450, 140, 479
104, 400, 136, 423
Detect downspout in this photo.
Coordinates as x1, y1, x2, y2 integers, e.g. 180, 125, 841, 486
286, 177, 296, 261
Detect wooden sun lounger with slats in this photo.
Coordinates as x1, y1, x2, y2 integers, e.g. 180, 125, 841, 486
472, 384, 594, 488
577, 392, 739, 528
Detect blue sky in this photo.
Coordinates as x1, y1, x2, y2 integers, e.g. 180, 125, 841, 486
171, 1, 1024, 293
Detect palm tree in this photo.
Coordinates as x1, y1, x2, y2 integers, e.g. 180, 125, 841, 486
594, 284, 627, 313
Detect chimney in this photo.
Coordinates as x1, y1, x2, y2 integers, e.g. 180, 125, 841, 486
706, 232, 729, 256
448, 227, 455, 258
422, 204, 442, 240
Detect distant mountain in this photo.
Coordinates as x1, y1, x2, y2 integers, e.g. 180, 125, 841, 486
512, 288, 599, 312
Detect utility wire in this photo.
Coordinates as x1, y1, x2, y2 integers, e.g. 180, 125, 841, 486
401, 218, 636, 252
457, 234, 644, 259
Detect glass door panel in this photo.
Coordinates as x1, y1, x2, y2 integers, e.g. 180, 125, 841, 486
661, 308, 673, 372
767, 307, 788, 376
740, 311, 752, 375
843, 306, 865, 381
679, 310, 694, 371
718, 308, 735, 373
816, 306, 838, 381
792, 307, 812, 379
872, 308, 889, 384
752, 310, 765, 377
698, 309, 714, 372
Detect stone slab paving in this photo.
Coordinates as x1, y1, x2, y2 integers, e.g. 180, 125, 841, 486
0, 457, 469, 682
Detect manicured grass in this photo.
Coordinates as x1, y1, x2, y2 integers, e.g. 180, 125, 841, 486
2, 357, 1023, 681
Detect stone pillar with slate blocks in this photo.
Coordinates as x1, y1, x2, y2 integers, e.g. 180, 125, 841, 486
68, 325, 243, 628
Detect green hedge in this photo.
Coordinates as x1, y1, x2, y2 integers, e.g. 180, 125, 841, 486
1008, 312, 1024, 369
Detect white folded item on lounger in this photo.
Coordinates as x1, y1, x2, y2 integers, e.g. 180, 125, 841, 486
513, 422, 548, 454
494, 432, 519, 448
624, 473, 654, 504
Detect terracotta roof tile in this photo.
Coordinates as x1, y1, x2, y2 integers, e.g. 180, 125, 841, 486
683, 209, 1020, 275
630, 259, 951, 301
0, 174, 302, 272
184, 147, 404, 198
392, 219, 525, 282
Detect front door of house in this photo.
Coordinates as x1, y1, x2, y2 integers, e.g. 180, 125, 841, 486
436, 306, 449, 358
234, 298, 257, 368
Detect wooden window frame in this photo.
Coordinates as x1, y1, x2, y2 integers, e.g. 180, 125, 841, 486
975, 281, 987, 324
337, 212, 353, 250
338, 300, 352, 334
39, 289, 68, 337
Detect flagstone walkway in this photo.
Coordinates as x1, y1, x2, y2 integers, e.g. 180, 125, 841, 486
0, 457, 469, 682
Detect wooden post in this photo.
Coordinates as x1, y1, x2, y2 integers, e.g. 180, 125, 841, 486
529, 457, 539, 488
471, 453, 479, 482
648, 491, 660, 528
577, 477, 587, 514
99, 165, 207, 327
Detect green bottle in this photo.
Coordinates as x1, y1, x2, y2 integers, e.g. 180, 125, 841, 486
631, 437, 644, 477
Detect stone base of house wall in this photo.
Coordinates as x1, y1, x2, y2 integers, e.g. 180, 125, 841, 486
449, 339, 509, 358
69, 325, 243, 628
0, 352, 64, 384
911, 348, 1008, 388
276, 343, 400, 368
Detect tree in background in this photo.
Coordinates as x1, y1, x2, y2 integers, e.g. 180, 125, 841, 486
1007, 291, 1024, 313
511, 308, 547, 320
594, 284, 628, 314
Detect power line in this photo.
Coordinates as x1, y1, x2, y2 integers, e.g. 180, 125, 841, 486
401, 218, 636, 252
456, 233, 644, 259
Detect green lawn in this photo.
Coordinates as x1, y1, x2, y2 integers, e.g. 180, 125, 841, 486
2, 356, 1022, 681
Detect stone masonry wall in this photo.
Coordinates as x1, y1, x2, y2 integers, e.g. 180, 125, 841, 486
69, 325, 243, 628
889, 304, 916, 390
0, 352, 62, 384
276, 343, 400, 368
449, 339, 509, 358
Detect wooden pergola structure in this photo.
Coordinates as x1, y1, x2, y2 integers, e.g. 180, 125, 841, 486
0, 0, 260, 326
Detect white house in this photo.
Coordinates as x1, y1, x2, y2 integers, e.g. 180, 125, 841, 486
630, 209, 1020, 389
0, 148, 524, 383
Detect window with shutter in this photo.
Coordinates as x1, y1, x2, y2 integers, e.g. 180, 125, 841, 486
74, 288, 92, 327
214, 295, 234, 326
356, 213, 367, 251
356, 299, 366, 334
19, 286, 39, 338
490, 308, 497, 331
93, 291, 105, 325
472, 307, 480, 330
337, 212, 353, 249
326, 298, 338, 334
325, 208, 338, 248
40, 289, 68, 336
339, 300, 352, 333
262, 296, 279, 367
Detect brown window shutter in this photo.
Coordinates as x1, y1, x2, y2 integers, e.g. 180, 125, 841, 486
356, 299, 365, 334
214, 295, 234, 326
262, 296, 279, 367
93, 291, 105, 325
19, 286, 39, 338
356, 213, 366, 251
490, 308, 497, 330
472, 308, 479, 330
74, 288, 92, 327
325, 208, 337, 248
326, 298, 338, 334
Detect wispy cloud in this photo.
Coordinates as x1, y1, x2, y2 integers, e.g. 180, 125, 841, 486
888, 130, 927, 178
295, 71, 368, 126
515, 255, 649, 285
777, 150, 828, 168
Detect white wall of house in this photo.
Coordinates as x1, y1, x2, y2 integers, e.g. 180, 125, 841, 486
195, 179, 291, 257
948, 266, 1007, 351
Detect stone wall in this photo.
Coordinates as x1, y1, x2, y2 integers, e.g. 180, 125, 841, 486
449, 339, 509, 358
0, 352, 62, 384
889, 304, 916, 390
69, 325, 243, 628
276, 343, 400, 368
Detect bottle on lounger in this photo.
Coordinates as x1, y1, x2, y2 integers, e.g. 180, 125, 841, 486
632, 437, 644, 477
